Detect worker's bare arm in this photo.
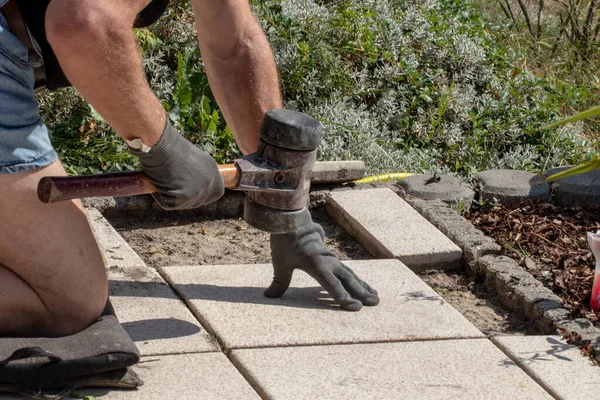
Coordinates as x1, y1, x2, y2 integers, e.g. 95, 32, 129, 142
45, 0, 165, 146
191, 0, 282, 155
46, 0, 224, 210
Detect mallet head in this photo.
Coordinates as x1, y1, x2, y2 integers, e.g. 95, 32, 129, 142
243, 109, 322, 233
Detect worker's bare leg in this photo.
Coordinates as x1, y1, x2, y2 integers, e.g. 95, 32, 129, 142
45, 0, 165, 146
0, 161, 107, 337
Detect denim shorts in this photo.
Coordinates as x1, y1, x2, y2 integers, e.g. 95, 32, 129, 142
0, 9, 57, 174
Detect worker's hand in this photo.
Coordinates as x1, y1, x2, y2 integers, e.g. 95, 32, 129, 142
265, 214, 380, 311
129, 119, 224, 210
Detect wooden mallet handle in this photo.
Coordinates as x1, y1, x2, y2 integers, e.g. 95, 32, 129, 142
37, 164, 239, 203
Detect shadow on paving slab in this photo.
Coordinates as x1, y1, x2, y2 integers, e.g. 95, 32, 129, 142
401, 291, 446, 305
500, 337, 574, 367
110, 279, 343, 311
120, 318, 201, 341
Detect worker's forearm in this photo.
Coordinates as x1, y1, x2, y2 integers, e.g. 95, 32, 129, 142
199, 26, 282, 155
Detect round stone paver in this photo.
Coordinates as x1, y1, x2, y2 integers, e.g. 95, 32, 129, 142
545, 166, 600, 209
397, 174, 474, 208
476, 169, 549, 205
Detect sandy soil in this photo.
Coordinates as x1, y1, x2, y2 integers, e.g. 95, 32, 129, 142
419, 270, 533, 336
105, 208, 372, 268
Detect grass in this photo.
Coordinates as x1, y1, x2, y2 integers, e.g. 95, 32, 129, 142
475, 0, 600, 135
472, 0, 600, 178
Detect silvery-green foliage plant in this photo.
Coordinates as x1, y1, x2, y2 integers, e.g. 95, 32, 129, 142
253, 0, 597, 177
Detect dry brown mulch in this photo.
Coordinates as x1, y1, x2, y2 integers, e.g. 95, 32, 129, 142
465, 201, 600, 324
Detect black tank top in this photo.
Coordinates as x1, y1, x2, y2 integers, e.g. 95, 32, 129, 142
16, 0, 170, 90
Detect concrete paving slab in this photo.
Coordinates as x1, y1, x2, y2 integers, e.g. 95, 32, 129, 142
231, 339, 552, 400
11, 354, 259, 400
86, 209, 218, 355
326, 188, 462, 271
160, 259, 483, 349
108, 264, 219, 356
493, 335, 600, 400
86, 207, 146, 268
310, 160, 365, 184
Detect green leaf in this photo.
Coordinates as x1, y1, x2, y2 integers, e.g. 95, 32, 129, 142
88, 105, 105, 123
134, 28, 157, 52
174, 53, 192, 107
201, 95, 212, 117
544, 157, 600, 181
545, 105, 600, 129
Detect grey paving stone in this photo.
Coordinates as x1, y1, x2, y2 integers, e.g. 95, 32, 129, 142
326, 188, 462, 271
109, 265, 219, 356
545, 166, 600, 208
160, 259, 483, 349
231, 339, 551, 400
477, 169, 550, 205
87, 209, 218, 355
310, 160, 365, 184
86, 207, 147, 268
72, 354, 259, 400
493, 336, 600, 400
398, 173, 474, 207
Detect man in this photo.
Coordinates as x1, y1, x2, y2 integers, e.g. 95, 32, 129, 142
0, 0, 379, 338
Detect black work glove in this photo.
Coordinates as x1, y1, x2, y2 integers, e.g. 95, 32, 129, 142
129, 118, 225, 210
266, 214, 380, 311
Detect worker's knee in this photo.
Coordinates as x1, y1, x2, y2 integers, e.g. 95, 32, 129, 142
45, 0, 135, 53
36, 257, 109, 337
44, 285, 108, 337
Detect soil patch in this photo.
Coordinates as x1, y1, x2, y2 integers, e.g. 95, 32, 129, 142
466, 201, 600, 325
419, 270, 533, 335
105, 207, 372, 268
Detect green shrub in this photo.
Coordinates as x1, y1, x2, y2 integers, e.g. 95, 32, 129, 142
36, 89, 137, 175
255, 0, 598, 176
38, 0, 599, 178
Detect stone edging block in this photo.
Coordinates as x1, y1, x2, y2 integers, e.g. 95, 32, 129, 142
401, 193, 600, 343
309, 160, 365, 183
401, 195, 501, 264
476, 255, 563, 331
394, 168, 600, 210
475, 253, 600, 343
